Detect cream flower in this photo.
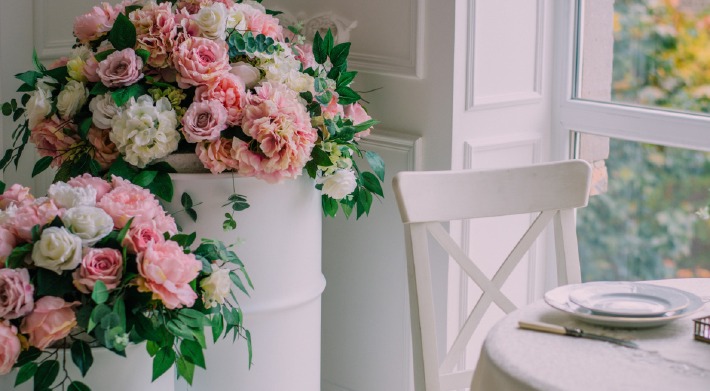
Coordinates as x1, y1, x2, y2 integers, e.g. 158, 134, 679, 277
32, 227, 83, 274
200, 266, 231, 309
48, 181, 97, 208
194, 2, 228, 40
89, 93, 121, 129
61, 206, 114, 246
56, 80, 89, 120
25, 89, 53, 130
319, 169, 357, 200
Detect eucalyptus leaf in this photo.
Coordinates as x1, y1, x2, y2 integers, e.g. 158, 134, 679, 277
92, 280, 109, 304
364, 151, 386, 181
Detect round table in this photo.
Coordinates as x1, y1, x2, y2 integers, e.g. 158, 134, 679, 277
471, 278, 710, 391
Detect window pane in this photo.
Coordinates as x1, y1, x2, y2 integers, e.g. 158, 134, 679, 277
577, 0, 710, 114
576, 135, 710, 281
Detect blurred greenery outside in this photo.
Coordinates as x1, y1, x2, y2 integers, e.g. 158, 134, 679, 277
577, 0, 710, 281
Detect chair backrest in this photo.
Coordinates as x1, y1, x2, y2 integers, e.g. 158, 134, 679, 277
392, 160, 592, 391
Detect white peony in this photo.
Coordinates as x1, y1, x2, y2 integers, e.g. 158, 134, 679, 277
110, 96, 179, 168
32, 227, 83, 274
48, 182, 97, 208
200, 266, 232, 309
319, 169, 357, 200
25, 88, 53, 130
194, 3, 228, 40
89, 93, 120, 129
56, 80, 89, 120
230, 62, 261, 89
61, 206, 114, 246
262, 49, 314, 93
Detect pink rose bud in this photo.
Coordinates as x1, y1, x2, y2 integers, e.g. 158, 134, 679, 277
20, 296, 79, 350
97, 48, 145, 88
72, 248, 123, 294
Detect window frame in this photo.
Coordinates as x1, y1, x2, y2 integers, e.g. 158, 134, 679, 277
553, 0, 710, 161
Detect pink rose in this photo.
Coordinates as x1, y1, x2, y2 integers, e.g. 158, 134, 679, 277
237, 82, 317, 182
195, 73, 247, 125
322, 93, 345, 120
122, 221, 165, 254
0, 268, 34, 319
67, 174, 112, 203
30, 118, 80, 168
97, 48, 144, 88
173, 37, 230, 88
8, 199, 63, 242
294, 43, 317, 70
0, 321, 20, 375
182, 100, 228, 143
20, 297, 79, 350
137, 241, 201, 309
0, 184, 34, 209
82, 54, 101, 83
344, 103, 373, 139
196, 138, 240, 174
0, 228, 16, 264
88, 127, 120, 169
97, 176, 164, 229
73, 3, 120, 44
72, 248, 123, 294
49, 57, 70, 70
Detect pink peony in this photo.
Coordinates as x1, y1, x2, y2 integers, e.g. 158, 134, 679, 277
137, 240, 201, 309
0, 268, 34, 320
73, 3, 120, 44
196, 137, 239, 174
67, 174, 112, 203
237, 82, 317, 182
0, 184, 34, 209
0, 321, 20, 375
172, 37, 230, 88
97, 48, 144, 88
97, 176, 165, 229
154, 212, 178, 237
131, 2, 177, 68
322, 93, 345, 120
177, 0, 235, 14
88, 127, 120, 169
20, 297, 79, 350
72, 248, 123, 294
344, 103, 373, 139
30, 118, 80, 168
0, 228, 16, 264
122, 221, 165, 254
8, 199, 63, 242
195, 73, 247, 125
182, 100, 228, 143
243, 7, 284, 41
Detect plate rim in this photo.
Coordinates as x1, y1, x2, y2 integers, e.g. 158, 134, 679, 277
544, 283, 704, 328
567, 281, 690, 317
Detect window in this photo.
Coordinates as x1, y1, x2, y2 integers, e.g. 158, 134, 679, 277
556, 0, 710, 281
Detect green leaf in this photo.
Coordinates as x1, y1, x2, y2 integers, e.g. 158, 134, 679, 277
152, 347, 176, 381
337, 71, 358, 88
323, 30, 334, 57
180, 339, 206, 369
231, 201, 249, 212
181, 192, 194, 209
107, 156, 137, 181
364, 151, 385, 181
92, 280, 109, 304
314, 77, 327, 93
45, 66, 69, 83
0, 180, 5, 194
71, 340, 94, 377
36, 269, 75, 297
362, 171, 384, 197
113, 296, 126, 330
6, 242, 32, 269
311, 147, 333, 167
14, 347, 41, 368
132, 170, 158, 188
246, 329, 253, 368
79, 117, 93, 139
116, 216, 133, 244
147, 171, 174, 201
356, 186, 373, 218
14, 70, 42, 89
176, 356, 195, 385
34, 360, 59, 390
354, 119, 378, 133
322, 195, 338, 217
14, 362, 37, 386
312, 31, 327, 65
88, 304, 111, 333
336, 86, 361, 105
186, 208, 198, 222
135, 48, 150, 63
109, 13, 137, 50
166, 319, 195, 341
316, 91, 333, 106
68, 381, 91, 391
31, 156, 53, 178
210, 313, 224, 343
146, 341, 160, 357
93, 49, 116, 63
2, 102, 12, 116
330, 42, 351, 70
229, 271, 250, 296
112, 83, 145, 107
32, 49, 46, 72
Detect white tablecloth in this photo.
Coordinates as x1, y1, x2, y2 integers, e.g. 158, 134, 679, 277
471, 278, 710, 391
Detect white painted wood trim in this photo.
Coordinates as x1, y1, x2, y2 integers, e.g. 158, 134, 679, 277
358, 128, 423, 171
466, 0, 545, 111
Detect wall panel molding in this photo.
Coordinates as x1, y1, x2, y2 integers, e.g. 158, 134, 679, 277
466, 0, 545, 110
358, 128, 423, 171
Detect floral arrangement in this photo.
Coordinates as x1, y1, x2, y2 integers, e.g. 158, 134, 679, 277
0, 175, 251, 389
1, 0, 385, 219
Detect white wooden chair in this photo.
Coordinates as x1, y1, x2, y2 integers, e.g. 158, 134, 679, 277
392, 160, 592, 391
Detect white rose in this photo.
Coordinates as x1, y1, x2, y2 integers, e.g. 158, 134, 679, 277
48, 182, 97, 208
319, 169, 357, 200
230, 62, 261, 89
35, 76, 58, 94
111, 96, 179, 168
194, 3, 228, 40
226, 5, 248, 31
32, 227, 83, 274
56, 80, 89, 120
61, 206, 114, 246
89, 93, 120, 129
200, 267, 232, 308
25, 89, 53, 130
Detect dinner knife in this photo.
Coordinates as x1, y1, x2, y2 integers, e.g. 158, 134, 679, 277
518, 321, 639, 349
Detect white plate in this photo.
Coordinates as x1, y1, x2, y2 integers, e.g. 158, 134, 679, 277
544, 283, 703, 329
568, 281, 690, 317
